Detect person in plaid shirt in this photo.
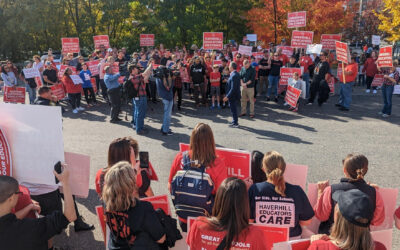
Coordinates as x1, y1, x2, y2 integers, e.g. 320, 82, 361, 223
377, 61, 399, 118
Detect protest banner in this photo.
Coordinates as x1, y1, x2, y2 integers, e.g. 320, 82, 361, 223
0, 127, 12, 176
279, 68, 302, 86
95, 206, 107, 244
273, 239, 311, 250
3, 87, 26, 104
284, 85, 302, 109
246, 34, 257, 42
90, 78, 98, 93
61, 152, 90, 198
140, 34, 155, 47
58, 65, 77, 79
291, 31, 313, 49
86, 60, 100, 76
22, 68, 40, 79
238, 45, 253, 56
50, 84, 66, 100
371, 188, 398, 231
35, 77, 43, 88
0, 103, 64, 185
213, 60, 222, 66
93, 35, 110, 49
377, 46, 393, 67
372, 35, 381, 46
256, 225, 289, 249
371, 229, 393, 250
371, 74, 384, 87
321, 34, 341, 50
70, 75, 83, 85
141, 194, 170, 215
306, 44, 322, 55
335, 41, 350, 64
278, 46, 294, 58
252, 52, 264, 61
288, 11, 307, 28
61, 37, 80, 53
179, 143, 251, 180
203, 32, 223, 50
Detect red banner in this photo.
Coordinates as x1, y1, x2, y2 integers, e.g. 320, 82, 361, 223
278, 46, 294, 58
50, 84, 65, 100
141, 195, 170, 215
213, 60, 222, 66
95, 206, 107, 244
61, 37, 80, 53
179, 143, 251, 180
377, 46, 393, 68
285, 85, 302, 108
321, 34, 341, 50
291, 31, 313, 48
252, 52, 264, 61
257, 225, 289, 249
279, 68, 302, 86
3, 86, 26, 104
35, 77, 43, 88
90, 78, 98, 94
93, 35, 110, 49
335, 41, 349, 64
371, 74, 384, 87
86, 60, 100, 76
288, 11, 306, 28
58, 65, 77, 79
0, 127, 12, 176
147, 162, 159, 181
203, 32, 223, 50
140, 34, 155, 47
238, 45, 253, 56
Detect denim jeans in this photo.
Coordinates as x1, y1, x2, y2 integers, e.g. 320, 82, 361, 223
267, 75, 279, 98
382, 84, 394, 115
26, 84, 36, 104
133, 96, 147, 132
302, 73, 310, 99
339, 81, 354, 108
229, 99, 238, 125
161, 99, 173, 133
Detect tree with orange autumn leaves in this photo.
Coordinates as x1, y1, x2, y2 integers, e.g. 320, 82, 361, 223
247, 0, 354, 45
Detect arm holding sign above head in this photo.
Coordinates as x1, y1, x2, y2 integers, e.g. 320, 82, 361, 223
53, 164, 77, 222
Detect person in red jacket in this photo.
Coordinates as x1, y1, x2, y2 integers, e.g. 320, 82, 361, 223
363, 51, 378, 94
62, 67, 83, 114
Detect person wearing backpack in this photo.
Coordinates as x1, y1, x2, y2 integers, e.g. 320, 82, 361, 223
168, 123, 227, 232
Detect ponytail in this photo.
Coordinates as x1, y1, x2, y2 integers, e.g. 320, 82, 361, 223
268, 168, 286, 197
343, 154, 368, 182
262, 151, 287, 197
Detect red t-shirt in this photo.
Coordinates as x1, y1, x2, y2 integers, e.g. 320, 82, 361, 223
279, 54, 289, 66
339, 63, 358, 83
205, 61, 213, 77
12, 185, 36, 219
210, 72, 221, 87
300, 56, 313, 74
235, 59, 243, 72
187, 218, 268, 250
308, 239, 386, 250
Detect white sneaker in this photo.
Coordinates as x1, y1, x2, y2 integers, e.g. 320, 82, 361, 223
72, 109, 78, 114
382, 114, 390, 118
366, 89, 370, 93
77, 107, 85, 111
373, 90, 377, 94
283, 102, 289, 106
378, 112, 383, 115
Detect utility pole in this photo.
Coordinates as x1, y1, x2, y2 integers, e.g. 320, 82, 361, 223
273, 0, 277, 45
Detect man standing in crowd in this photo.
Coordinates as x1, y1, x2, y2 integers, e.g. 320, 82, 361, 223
156, 67, 174, 136
258, 50, 270, 98
307, 51, 330, 106
190, 57, 207, 107
240, 59, 256, 118
224, 62, 241, 128
104, 66, 122, 123
161, 49, 172, 66
43, 61, 58, 86
336, 55, 358, 111
300, 51, 313, 99
34, 86, 59, 106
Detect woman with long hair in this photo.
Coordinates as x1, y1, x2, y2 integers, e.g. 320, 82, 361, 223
187, 177, 267, 250
248, 151, 314, 239
378, 60, 399, 118
103, 162, 165, 250
95, 137, 154, 198
62, 67, 83, 113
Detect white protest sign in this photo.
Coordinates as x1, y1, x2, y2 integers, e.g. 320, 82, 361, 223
306, 44, 322, 55
246, 34, 257, 42
372, 35, 381, 45
238, 45, 253, 56
22, 68, 41, 79
0, 103, 64, 185
394, 85, 400, 95
70, 74, 83, 85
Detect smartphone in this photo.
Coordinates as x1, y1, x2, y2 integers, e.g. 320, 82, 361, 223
139, 151, 149, 168
54, 161, 62, 184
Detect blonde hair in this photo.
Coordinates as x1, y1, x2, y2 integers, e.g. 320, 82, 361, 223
102, 161, 137, 211
262, 151, 286, 197
330, 208, 374, 250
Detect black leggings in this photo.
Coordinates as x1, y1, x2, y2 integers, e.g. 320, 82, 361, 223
366, 76, 376, 90
68, 93, 81, 109
83, 87, 97, 104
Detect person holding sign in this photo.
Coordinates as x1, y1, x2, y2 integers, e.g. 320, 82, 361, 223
266, 53, 284, 103
22, 62, 37, 104
335, 55, 358, 111
239, 60, 256, 118
187, 177, 268, 250
1, 64, 17, 87
307, 51, 330, 106
104, 65, 122, 123
62, 68, 83, 114
363, 51, 378, 94
248, 151, 314, 239
79, 63, 97, 106
377, 61, 399, 118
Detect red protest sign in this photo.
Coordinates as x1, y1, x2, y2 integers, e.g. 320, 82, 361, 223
328, 76, 335, 94
147, 162, 159, 181
321, 34, 341, 50
58, 65, 77, 79
141, 195, 170, 215
335, 41, 349, 64
35, 77, 43, 87
238, 45, 253, 56
90, 78, 98, 93
252, 52, 264, 61
371, 74, 384, 87
95, 206, 107, 244
213, 60, 222, 66
203, 32, 223, 50
179, 143, 251, 180
278, 46, 294, 58
86, 60, 100, 76
61, 37, 80, 53
0, 127, 12, 176
3, 86, 26, 104
255, 225, 289, 249
50, 84, 65, 100
288, 11, 307, 28
291, 31, 313, 49
279, 68, 302, 86
93, 35, 110, 49
140, 34, 155, 47
377, 46, 393, 68
285, 85, 302, 108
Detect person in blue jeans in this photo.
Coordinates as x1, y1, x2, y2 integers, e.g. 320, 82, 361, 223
266, 53, 283, 103
156, 67, 174, 136
378, 62, 399, 118
223, 62, 241, 127
336, 56, 358, 111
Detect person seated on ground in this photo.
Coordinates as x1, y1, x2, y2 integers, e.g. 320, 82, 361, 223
251, 150, 267, 184
187, 177, 268, 249
314, 153, 385, 235
309, 189, 386, 250
248, 151, 314, 240
102, 161, 166, 250
95, 137, 154, 198
0, 166, 76, 250
168, 123, 227, 232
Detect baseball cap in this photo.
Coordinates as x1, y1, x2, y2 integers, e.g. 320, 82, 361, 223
332, 189, 374, 227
